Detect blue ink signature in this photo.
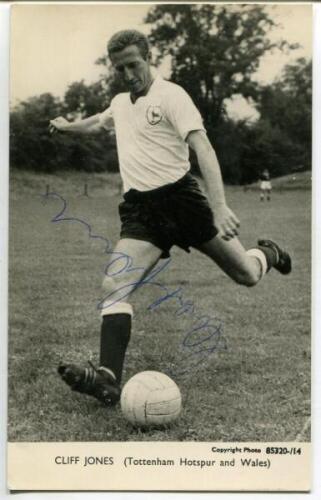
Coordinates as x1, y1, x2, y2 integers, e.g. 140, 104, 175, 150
40, 191, 227, 376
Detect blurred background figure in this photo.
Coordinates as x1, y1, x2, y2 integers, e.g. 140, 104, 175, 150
259, 168, 272, 202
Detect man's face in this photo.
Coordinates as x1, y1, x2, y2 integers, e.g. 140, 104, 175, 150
110, 44, 153, 96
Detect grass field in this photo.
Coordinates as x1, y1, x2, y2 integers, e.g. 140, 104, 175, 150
8, 171, 311, 442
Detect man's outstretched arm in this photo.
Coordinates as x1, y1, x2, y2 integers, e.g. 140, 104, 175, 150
187, 129, 240, 241
49, 114, 103, 135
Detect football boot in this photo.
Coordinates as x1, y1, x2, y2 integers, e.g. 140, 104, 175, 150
58, 361, 120, 406
258, 239, 292, 275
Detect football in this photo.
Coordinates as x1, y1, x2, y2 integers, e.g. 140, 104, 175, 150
120, 371, 182, 427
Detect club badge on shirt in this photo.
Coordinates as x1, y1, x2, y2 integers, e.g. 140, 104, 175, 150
146, 105, 163, 125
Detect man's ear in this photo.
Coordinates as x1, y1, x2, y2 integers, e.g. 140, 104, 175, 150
147, 51, 152, 63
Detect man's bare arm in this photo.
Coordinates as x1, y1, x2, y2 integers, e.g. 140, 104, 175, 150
49, 114, 103, 135
187, 129, 240, 240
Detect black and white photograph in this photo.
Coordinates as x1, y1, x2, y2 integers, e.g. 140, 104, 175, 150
6, 1, 313, 491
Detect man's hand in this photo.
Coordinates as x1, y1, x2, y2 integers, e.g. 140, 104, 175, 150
214, 204, 240, 241
49, 116, 69, 134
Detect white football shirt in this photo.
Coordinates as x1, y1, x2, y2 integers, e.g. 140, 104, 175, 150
99, 76, 205, 192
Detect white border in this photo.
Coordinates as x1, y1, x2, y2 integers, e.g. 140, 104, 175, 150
1, 2, 320, 499
0, 3, 9, 500
312, 3, 321, 499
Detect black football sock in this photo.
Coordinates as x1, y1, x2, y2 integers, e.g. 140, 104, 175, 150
257, 244, 278, 271
100, 312, 132, 385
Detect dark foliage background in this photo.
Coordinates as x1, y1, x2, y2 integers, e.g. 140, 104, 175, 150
10, 5, 311, 184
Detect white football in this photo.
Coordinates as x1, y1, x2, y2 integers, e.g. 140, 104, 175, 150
121, 371, 182, 427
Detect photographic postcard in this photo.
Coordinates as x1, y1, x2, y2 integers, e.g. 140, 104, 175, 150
6, 1, 315, 492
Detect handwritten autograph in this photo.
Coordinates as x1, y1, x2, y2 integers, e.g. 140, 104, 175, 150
41, 191, 227, 376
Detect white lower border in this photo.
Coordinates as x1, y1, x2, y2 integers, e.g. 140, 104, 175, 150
8, 441, 311, 492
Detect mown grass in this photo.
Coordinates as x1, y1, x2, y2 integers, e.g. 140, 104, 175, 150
8, 171, 311, 442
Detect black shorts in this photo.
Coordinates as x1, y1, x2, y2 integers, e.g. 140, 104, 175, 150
119, 172, 218, 258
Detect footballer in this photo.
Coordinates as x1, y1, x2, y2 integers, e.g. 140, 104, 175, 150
49, 30, 291, 406
259, 168, 272, 201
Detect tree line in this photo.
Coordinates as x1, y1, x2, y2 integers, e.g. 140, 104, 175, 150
10, 4, 311, 184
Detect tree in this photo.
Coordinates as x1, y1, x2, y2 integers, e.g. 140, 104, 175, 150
145, 4, 295, 130
10, 93, 63, 170
239, 120, 304, 184
64, 80, 109, 117
10, 90, 119, 173
237, 57, 312, 181
255, 58, 312, 166
95, 56, 128, 101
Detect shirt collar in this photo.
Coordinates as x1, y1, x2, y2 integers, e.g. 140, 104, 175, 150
129, 74, 163, 103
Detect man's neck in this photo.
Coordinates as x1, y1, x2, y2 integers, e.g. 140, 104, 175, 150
130, 77, 154, 104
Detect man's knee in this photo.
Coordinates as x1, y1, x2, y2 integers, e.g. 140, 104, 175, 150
232, 269, 259, 287
102, 275, 116, 294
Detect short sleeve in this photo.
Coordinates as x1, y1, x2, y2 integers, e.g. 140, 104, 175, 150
165, 85, 205, 141
99, 106, 114, 130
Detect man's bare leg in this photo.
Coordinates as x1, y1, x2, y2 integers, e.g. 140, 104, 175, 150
58, 238, 162, 404
197, 235, 291, 286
